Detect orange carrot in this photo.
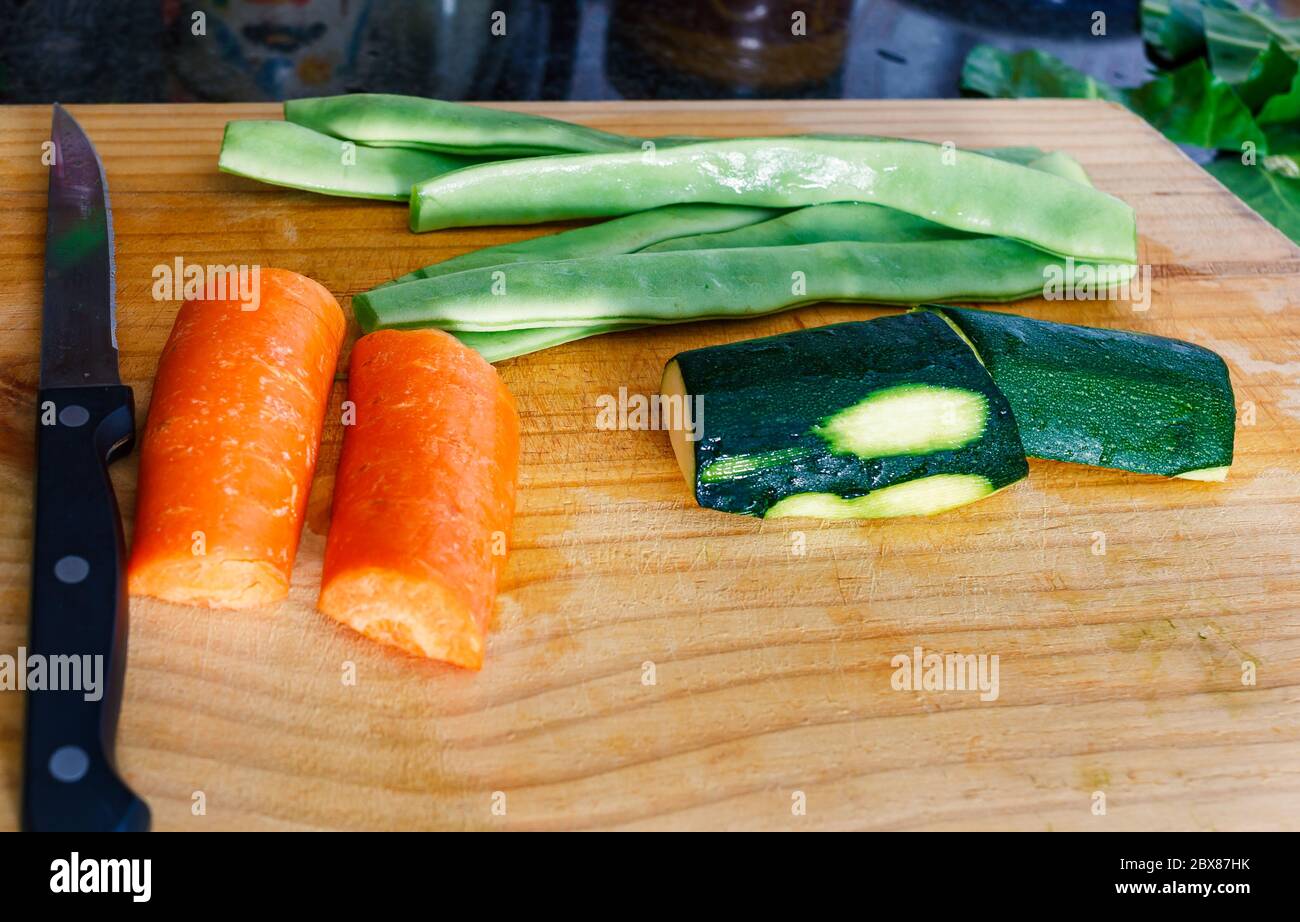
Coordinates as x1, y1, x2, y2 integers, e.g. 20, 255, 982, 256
128, 268, 345, 608
318, 329, 519, 669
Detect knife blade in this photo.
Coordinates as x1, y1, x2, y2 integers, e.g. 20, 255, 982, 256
23, 104, 150, 832
41, 104, 121, 388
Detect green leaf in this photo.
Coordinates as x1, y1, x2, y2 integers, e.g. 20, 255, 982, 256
1206, 158, 1300, 242
1141, 0, 1212, 63
1235, 39, 1298, 110
985, 3, 1300, 244
1124, 58, 1268, 151
960, 45, 1123, 102
1256, 66, 1300, 155
962, 46, 1266, 154
1258, 69, 1300, 124
1143, 1, 1300, 82
1204, 3, 1300, 83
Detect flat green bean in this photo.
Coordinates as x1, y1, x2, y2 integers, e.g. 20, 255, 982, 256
285, 94, 642, 157
970, 146, 1051, 166
451, 324, 642, 363
435, 204, 972, 361
409, 137, 1136, 263
283, 94, 1082, 167
383, 204, 783, 286
354, 238, 1138, 333
640, 151, 1095, 254
643, 202, 970, 252
1023, 150, 1093, 187
217, 120, 481, 201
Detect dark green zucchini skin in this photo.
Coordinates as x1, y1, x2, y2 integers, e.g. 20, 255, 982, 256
931, 307, 1236, 477
670, 312, 1028, 517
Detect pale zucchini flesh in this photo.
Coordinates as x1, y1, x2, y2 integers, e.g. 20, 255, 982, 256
815, 384, 989, 458
765, 474, 997, 520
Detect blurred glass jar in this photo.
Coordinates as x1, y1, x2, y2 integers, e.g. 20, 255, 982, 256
607, 0, 853, 99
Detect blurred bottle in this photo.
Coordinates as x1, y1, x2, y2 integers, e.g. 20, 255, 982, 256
606, 0, 853, 99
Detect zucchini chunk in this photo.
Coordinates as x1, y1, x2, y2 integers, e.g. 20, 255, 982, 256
928, 307, 1235, 479
661, 312, 1029, 519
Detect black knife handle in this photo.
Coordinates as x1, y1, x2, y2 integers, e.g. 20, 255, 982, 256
23, 384, 150, 832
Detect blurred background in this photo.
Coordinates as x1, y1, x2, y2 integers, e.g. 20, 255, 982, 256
0, 0, 1249, 104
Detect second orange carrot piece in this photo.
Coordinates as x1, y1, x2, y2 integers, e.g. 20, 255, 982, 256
318, 328, 520, 669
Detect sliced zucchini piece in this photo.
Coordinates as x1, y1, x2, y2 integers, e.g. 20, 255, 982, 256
929, 306, 1236, 478
661, 312, 1029, 519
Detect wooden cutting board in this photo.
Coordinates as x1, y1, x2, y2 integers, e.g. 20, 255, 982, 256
1, 100, 1298, 831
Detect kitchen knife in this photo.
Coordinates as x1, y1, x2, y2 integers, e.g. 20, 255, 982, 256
22, 104, 149, 832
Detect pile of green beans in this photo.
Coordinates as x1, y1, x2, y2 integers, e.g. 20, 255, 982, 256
356, 146, 1133, 361
214, 94, 1139, 363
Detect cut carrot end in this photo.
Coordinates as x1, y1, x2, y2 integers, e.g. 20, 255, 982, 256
318, 567, 485, 670
128, 556, 288, 610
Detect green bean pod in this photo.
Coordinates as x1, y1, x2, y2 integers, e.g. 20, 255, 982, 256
409, 137, 1137, 262
217, 120, 482, 201
354, 238, 1138, 333
384, 204, 783, 286
433, 204, 971, 361
451, 323, 642, 363
285, 93, 643, 157
1021, 150, 1093, 187
436, 201, 1007, 362
643, 202, 971, 252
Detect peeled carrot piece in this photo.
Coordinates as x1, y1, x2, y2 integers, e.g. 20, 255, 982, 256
128, 268, 345, 609
318, 329, 519, 669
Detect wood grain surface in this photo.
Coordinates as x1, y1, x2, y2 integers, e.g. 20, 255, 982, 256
1, 100, 1298, 831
